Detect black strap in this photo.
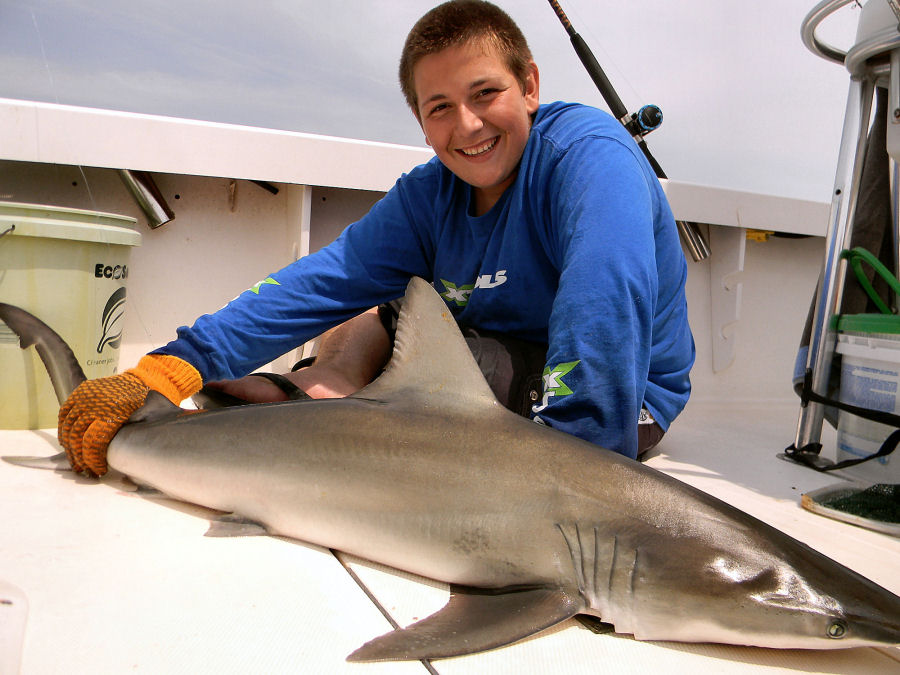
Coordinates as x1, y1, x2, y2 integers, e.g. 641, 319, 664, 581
785, 369, 900, 472
247, 372, 311, 401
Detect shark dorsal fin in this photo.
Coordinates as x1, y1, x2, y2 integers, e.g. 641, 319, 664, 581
352, 277, 500, 413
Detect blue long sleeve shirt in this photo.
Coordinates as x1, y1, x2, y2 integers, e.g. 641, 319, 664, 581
156, 101, 695, 458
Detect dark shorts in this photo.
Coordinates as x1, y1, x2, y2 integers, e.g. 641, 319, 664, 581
378, 302, 664, 460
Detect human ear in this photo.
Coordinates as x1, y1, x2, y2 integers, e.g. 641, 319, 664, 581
524, 62, 540, 113
415, 116, 432, 147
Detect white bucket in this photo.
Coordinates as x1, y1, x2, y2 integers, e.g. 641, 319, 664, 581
835, 316, 900, 483
0, 201, 141, 429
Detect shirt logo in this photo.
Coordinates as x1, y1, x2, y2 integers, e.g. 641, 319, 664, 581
532, 360, 580, 413
249, 277, 280, 294
475, 270, 507, 289
440, 279, 475, 306
440, 270, 507, 307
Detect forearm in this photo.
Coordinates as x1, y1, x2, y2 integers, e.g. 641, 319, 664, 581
291, 307, 392, 397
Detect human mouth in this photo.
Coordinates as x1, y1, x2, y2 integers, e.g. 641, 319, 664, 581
458, 137, 498, 157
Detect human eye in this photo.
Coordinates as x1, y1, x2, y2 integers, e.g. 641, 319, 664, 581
476, 87, 500, 99
426, 101, 449, 117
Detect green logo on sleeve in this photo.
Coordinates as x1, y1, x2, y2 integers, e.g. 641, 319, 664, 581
440, 278, 475, 307
533, 360, 580, 413
249, 277, 280, 295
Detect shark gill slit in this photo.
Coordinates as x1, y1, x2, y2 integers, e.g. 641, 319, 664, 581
575, 523, 586, 590
629, 548, 639, 598
556, 523, 587, 596
608, 535, 619, 594
591, 526, 600, 600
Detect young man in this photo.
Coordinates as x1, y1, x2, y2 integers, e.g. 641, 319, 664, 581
58, 0, 694, 476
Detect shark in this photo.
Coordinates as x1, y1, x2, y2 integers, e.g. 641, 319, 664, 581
1, 277, 899, 662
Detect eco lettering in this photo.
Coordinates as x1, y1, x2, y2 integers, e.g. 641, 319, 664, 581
94, 263, 128, 280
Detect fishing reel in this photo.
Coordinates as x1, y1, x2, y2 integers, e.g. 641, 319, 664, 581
547, 0, 709, 261
622, 104, 663, 139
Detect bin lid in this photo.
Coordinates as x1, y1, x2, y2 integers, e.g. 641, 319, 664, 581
837, 313, 900, 335
0, 201, 140, 247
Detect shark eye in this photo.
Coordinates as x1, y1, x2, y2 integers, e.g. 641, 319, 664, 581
827, 620, 847, 639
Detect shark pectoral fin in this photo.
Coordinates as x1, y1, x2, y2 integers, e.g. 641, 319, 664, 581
346, 585, 583, 662
1, 452, 71, 471
204, 513, 268, 537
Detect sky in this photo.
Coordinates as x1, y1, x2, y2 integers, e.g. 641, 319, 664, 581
0, 1, 862, 202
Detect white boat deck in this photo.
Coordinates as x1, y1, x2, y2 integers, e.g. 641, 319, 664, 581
0, 99, 899, 673
1, 401, 898, 674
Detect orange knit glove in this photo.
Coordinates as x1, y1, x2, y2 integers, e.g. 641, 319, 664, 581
58, 354, 202, 476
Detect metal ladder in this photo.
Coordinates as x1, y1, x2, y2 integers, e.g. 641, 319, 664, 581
792, 0, 900, 463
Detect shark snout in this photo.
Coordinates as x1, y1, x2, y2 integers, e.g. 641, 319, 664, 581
813, 564, 900, 649
839, 601, 900, 648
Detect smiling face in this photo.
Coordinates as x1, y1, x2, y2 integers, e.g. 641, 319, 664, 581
413, 41, 539, 215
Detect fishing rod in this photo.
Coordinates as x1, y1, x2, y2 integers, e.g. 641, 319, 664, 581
546, 0, 710, 261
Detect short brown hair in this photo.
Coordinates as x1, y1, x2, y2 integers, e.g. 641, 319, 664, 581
399, 1, 533, 116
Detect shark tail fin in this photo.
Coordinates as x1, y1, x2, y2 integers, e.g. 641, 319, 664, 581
0, 303, 87, 404
346, 584, 583, 662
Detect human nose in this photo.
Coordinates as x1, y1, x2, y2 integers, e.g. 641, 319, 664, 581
455, 104, 484, 136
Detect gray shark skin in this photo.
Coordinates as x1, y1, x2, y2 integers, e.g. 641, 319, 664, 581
1, 279, 899, 662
